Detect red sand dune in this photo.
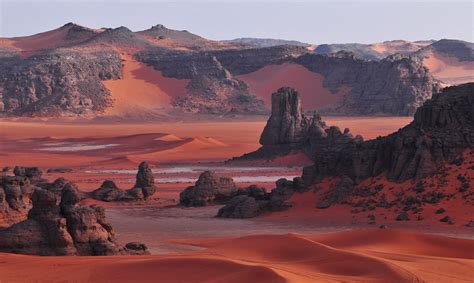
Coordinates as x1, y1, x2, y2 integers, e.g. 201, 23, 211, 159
1, 229, 471, 282
103, 56, 189, 116
422, 50, 474, 85
0, 118, 412, 169
237, 63, 348, 110
4, 24, 101, 57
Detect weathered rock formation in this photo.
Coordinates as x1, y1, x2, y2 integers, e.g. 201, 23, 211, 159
0, 183, 148, 256
92, 162, 157, 202
0, 23, 444, 117
0, 175, 36, 227
0, 50, 122, 115
303, 83, 474, 185
294, 52, 441, 115
179, 171, 237, 206
234, 87, 360, 161
231, 83, 473, 216
217, 177, 307, 218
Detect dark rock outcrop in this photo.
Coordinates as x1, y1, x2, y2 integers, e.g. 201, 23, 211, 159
303, 83, 474, 186
0, 184, 147, 256
294, 52, 441, 115
92, 180, 125, 202
13, 166, 43, 181
92, 162, 157, 202
234, 87, 359, 161
0, 50, 121, 116
0, 175, 36, 227
179, 171, 237, 206
259, 87, 307, 145
217, 177, 306, 218
136, 49, 267, 115
217, 195, 261, 218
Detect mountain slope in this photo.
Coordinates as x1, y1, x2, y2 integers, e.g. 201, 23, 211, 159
0, 23, 456, 118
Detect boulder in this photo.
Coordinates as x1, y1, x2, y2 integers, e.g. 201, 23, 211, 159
217, 195, 261, 218
92, 180, 125, 202
135, 161, 155, 188
179, 171, 237, 207
125, 242, 150, 255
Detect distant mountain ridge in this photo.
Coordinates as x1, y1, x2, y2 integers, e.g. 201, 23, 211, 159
0, 23, 470, 118
225, 38, 311, 48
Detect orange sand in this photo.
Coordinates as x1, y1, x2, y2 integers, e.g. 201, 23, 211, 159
265, 150, 474, 229
423, 50, 474, 85
102, 56, 188, 116
237, 63, 348, 110
0, 117, 412, 168
0, 229, 472, 283
4, 24, 101, 57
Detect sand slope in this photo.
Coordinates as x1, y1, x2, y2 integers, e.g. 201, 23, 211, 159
237, 63, 348, 110
102, 56, 188, 117
422, 50, 474, 85
0, 229, 472, 283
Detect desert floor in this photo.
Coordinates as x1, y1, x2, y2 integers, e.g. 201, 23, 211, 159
1, 116, 473, 282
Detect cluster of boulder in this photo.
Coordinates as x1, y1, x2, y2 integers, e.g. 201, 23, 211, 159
92, 162, 157, 201
179, 170, 307, 218
217, 177, 307, 218
0, 163, 153, 256
0, 184, 147, 255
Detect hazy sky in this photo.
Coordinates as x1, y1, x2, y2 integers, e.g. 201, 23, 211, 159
0, 0, 472, 44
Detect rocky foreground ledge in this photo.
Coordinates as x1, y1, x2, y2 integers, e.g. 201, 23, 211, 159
0, 163, 154, 256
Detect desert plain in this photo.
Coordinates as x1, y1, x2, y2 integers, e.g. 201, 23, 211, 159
1, 117, 473, 283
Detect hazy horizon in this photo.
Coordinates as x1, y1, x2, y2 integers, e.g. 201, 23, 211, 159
0, 0, 473, 44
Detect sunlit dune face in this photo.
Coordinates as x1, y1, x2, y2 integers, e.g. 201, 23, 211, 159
237, 63, 348, 111
0, 117, 413, 169
0, 229, 471, 282
422, 50, 474, 85
6, 25, 101, 57
102, 56, 189, 116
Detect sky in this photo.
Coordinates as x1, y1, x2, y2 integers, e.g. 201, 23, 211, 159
0, 0, 472, 44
